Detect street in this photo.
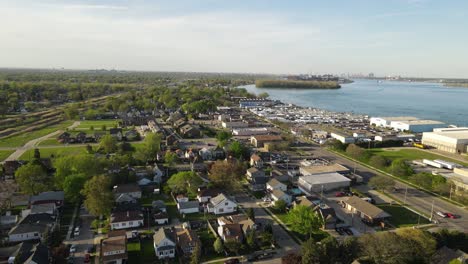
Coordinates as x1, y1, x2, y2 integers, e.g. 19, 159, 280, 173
65, 206, 97, 264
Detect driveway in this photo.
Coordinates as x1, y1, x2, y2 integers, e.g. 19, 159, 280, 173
65, 206, 95, 263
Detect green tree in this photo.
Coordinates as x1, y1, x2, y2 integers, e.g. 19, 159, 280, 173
164, 151, 178, 167
246, 207, 255, 221
369, 155, 388, 169
326, 139, 346, 151
246, 229, 256, 249
368, 175, 395, 193
64, 104, 79, 120
258, 92, 269, 99
286, 205, 323, 238
396, 228, 436, 262
208, 160, 246, 191
101, 124, 107, 131
167, 171, 202, 195
81, 175, 113, 216
273, 199, 287, 213
190, 244, 200, 264
224, 239, 241, 254
63, 173, 86, 203
228, 140, 247, 159
409, 172, 433, 190
135, 132, 161, 162
346, 144, 367, 160
216, 131, 232, 147
15, 163, 49, 195
33, 148, 41, 160
391, 159, 414, 178
99, 134, 117, 153
213, 237, 224, 254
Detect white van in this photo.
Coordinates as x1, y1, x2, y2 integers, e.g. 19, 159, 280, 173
74, 227, 80, 236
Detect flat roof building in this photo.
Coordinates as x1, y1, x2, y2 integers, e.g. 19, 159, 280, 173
300, 163, 350, 176
422, 127, 468, 154
298, 172, 351, 193
390, 119, 445, 133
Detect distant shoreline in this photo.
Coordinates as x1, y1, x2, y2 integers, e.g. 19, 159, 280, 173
255, 79, 341, 89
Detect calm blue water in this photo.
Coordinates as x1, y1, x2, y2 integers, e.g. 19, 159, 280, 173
240, 79, 468, 126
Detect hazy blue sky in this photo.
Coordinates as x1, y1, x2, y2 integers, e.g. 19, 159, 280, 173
1, 0, 467, 77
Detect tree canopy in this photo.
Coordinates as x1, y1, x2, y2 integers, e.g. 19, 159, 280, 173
286, 205, 323, 237
15, 163, 49, 195
81, 175, 114, 216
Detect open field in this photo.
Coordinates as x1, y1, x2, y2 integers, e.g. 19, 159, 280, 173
37, 138, 62, 146
0, 150, 15, 161
377, 204, 430, 228
370, 148, 468, 166
75, 120, 120, 130
19, 146, 88, 160
0, 120, 74, 148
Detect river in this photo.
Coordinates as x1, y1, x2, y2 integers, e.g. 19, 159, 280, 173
239, 79, 468, 126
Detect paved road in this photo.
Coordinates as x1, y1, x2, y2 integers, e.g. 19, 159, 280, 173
3, 121, 80, 161
65, 206, 95, 264
235, 192, 299, 256
309, 145, 468, 232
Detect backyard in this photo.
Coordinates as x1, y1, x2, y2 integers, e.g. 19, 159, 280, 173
377, 204, 430, 228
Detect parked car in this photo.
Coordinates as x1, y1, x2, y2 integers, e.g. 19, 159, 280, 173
84, 253, 90, 263
335, 192, 346, 197
436, 211, 447, 218
445, 213, 457, 219
73, 227, 80, 237
69, 244, 77, 253
224, 259, 240, 264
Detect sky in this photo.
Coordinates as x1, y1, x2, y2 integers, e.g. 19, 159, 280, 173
0, 0, 467, 77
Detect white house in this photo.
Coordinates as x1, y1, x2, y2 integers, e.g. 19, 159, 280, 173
266, 178, 287, 192
177, 201, 200, 214
207, 193, 237, 215
101, 235, 128, 264
110, 210, 144, 230
153, 212, 169, 225
153, 228, 176, 259
271, 190, 292, 205
330, 132, 355, 144
8, 213, 56, 243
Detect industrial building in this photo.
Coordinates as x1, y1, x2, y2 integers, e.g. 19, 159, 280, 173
370, 116, 445, 132
330, 132, 355, 144
298, 172, 351, 193
300, 163, 350, 176
232, 127, 270, 136
390, 119, 445, 133
422, 127, 468, 154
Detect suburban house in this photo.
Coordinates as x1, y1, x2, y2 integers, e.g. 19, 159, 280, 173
153, 211, 169, 225
207, 193, 237, 215
8, 213, 56, 242
109, 128, 123, 141
176, 195, 189, 203
293, 196, 319, 208
217, 214, 255, 242
152, 200, 167, 213
313, 205, 338, 230
250, 135, 282, 148
113, 184, 142, 199
250, 154, 264, 168
153, 228, 176, 259
0, 214, 18, 229
100, 234, 128, 264
110, 210, 144, 230
30, 191, 64, 208
115, 193, 137, 205
341, 196, 390, 224
176, 227, 201, 257
246, 167, 265, 181
153, 164, 164, 181
173, 118, 187, 130
177, 201, 200, 214
266, 178, 287, 192
197, 188, 221, 203
29, 203, 57, 216
199, 148, 213, 160
166, 133, 178, 146
250, 176, 269, 191
180, 125, 201, 138
270, 190, 292, 205
217, 224, 244, 242
6, 242, 50, 264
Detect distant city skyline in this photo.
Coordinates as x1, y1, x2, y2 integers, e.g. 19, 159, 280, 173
1, 0, 467, 78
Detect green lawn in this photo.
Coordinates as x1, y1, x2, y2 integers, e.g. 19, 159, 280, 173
377, 204, 430, 228
19, 146, 88, 160
370, 148, 468, 166
37, 138, 62, 146
0, 150, 14, 161
127, 242, 141, 252
128, 239, 174, 263
198, 229, 225, 262
0, 121, 74, 147
75, 120, 121, 130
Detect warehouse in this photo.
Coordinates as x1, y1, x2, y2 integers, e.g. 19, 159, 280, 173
232, 127, 270, 136
390, 119, 445, 133
370, 116, 418, 128
300, 163, 350, 176
330, 132, 355, 144
298, 172, 351, 193
422, 127, 468, 154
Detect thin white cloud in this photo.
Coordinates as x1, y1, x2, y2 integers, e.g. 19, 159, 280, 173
63, 4, 129, 10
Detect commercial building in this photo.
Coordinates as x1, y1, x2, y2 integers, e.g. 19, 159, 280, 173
330, 132, 355, 144
390, 119, 445, 133
341, 196, 390, 224
250, 135, 282, 148
232, 127, 270, 136
422, 127, 468, 154
298, 172, 351, 193
300, 163, 350, 176
370, 116, 419, 128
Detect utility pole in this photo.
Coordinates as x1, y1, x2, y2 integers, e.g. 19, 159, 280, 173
449, 183, 453, 200
404, 185, 408, 205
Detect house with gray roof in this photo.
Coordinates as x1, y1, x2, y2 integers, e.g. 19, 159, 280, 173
207, 193, 237, 215
153, 228, 176, 259
177, 201, 199, 214
8, 213, 56, 242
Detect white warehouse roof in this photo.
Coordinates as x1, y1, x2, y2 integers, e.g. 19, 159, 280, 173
300, 172, 351, 185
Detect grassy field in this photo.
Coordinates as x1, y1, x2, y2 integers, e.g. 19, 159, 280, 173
377, 204, 430, 228
370, 148, 468, 166
75, 120, 120, 130
127, 241, 141, 252
20, 146, 88, 160
0, 150, 15, 161
37, 138, 62, 146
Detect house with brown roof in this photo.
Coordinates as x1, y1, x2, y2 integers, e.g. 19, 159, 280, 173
250, 154, 264, 168
341, 196, 390, 224
250, 135, 282, 148
218, 224, 243, 242
180, 124, 201, 139
101, 235, 128, 264
246, 167, 265, 181
197, 188, 221, 203
110, 210, 144, 230
266, 178, 287, 192
217, 214, 255, 240
176, 227, 201, 257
